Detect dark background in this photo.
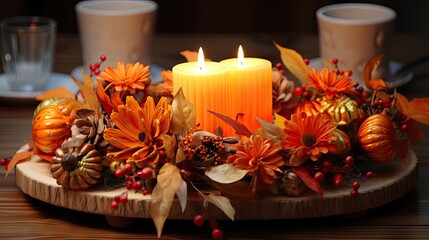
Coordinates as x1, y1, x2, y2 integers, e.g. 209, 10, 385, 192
0, 0, 428, 34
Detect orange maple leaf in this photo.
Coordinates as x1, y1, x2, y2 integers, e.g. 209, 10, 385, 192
396, 93, 429, 125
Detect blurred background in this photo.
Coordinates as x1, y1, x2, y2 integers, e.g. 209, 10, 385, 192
1, 0, 428, 34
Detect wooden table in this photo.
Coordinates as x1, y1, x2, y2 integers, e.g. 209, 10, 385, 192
1, 33, 429, 239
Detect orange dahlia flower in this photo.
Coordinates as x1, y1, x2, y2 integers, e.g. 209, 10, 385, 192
104, 96, 171, 167
227, 134, 284, 192
282, 112, 337, 166
308, 68, 358, 99
97, 61, 150, 94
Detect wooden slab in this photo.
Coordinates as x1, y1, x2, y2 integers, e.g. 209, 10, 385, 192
15, 145, 417, 220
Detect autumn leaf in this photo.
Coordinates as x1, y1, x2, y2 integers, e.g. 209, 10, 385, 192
274, 113, 286, 129
273, 42, 310, 83
292, 168, 323, 198
405, 118, 425, 145
205, 164, 248, 184
257, 117, 285, 143
364, 55, 387, 91
171, 88, 196, 137
208, 110, 252, 137
176, 179, 187, 213
6, 150, 32, 176
72, 69, 100, 116
162, 134, 177, 162
207, 193, 235, 221
150, 163, 183, 238
396, 93, 429, 125
36, 87, 75, 101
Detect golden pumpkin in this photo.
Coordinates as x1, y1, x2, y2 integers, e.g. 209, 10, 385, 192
357, 114, 398, 163
32, 105, 74, 155
34, 97, 83, 119
293, 100, 322, 116
320, 96, 365, 127
51, 141, 103, 190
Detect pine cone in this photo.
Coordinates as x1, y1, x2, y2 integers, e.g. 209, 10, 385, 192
278, 170, 305, 197
51, 139, 103, 190
71, 108, 113, 153
272, 68, 299, 118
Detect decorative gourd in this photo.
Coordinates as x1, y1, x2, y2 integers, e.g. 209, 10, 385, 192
320, 96, 365, 127
293, 100, 322, 116
32, 105, 74, 155
34, 97, 83, 119
357, 114, 398, 163
330, 129, 351, 156
51, 141, 103, 190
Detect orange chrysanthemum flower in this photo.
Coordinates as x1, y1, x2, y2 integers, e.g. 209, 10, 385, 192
227, 134, 284, 192
282, 112, 337, 166
104, 96, 171, 168
308, 68, 358, 99
97, 61, 150, 93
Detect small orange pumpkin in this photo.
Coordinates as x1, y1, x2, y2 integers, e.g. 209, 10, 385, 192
32, 105, 74, 155
294, 100, 322, 116
357, 114, 397, 163
34, 97, 83, 120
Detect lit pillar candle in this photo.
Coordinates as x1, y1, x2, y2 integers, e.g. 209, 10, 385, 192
220, 45, 272, 132
173, 48, 231, 134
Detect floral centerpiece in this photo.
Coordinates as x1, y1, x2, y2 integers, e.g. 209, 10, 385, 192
3, 43, 429, 239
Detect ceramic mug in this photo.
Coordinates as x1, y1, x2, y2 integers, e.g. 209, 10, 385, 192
75, 0, 158, 72
316, 3, 396, 86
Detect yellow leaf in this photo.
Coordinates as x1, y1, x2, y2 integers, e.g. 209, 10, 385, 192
150, 163, 182, 238
162, 134, 177, 162
274, 113, 286, 129
35, 87, 75, 101
273, 42, 310, 83
207, 193, 235, 221
205, 164, 248, 184
72, 69, 100, 116
171, 88, 196, 137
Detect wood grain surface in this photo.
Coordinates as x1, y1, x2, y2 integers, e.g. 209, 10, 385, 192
1, 33, 429, 239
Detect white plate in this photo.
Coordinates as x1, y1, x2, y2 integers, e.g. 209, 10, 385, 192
71, 64, 165, 84
0, 72, 79, 100
309, 58, 413, 88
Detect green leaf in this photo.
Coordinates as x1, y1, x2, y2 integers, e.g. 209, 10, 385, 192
171, 88, 196, 137
150, 163, 183, 238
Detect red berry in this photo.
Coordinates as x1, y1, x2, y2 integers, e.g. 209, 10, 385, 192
113, 195, 120, 202
352, 181, 360, 190
193, 214, 205, 227
362, 91, 370, 99
100, 55, 106, 62
94, 62, 101, 69
303, 58, 310, 65
212, 229, 223, 239
333, 173, 344, 180
126, 182, 133, 190
338, 70, 344, 75
314, 172, 325, 182
94, 69, 101, 75
350, 189, 359, 197
142, 189, 149, 195
357, 86, 364, 93
119, 195, 128, 204
366, 171, 373, 179
293, 86, 303, 96
332, 58, 339, 65
345, 70, 353, 76
89, 64, 95, 71
322, 160, 333, 173
115, 169, 125, 178
345, 156, 354, 165
279, 69, 285, 75
123, 164, 133, 174
209, 220, 219, 229
133, 181, 143, 190
138, 167, 153, 180
110, 201, 119, 210
0, 159, 6, 166
275, 62, 282, 69
400, 124, 408, 132
303, 90, 312, 99
334, 178, 343, 187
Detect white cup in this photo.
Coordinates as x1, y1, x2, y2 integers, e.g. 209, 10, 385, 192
75, 0, 158, 71
316, 3, 396, 86
1, 16, 56, 92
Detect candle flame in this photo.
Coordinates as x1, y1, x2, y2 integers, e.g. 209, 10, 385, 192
198, 47, 205, 71
238, 45, 245, 67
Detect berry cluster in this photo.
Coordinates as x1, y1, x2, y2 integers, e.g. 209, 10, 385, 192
89, 55, 107, 77
311, 155, 373, 197
0, 157, 10, 170
181, 134, 227, 167
110, 163, 154, 209
193, 212, 223, 239
110, 192, 128, 210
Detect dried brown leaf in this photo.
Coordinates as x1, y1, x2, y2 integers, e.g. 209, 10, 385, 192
171, 88, 196, 137
72, 69, 100, 116
207, 193, 235, 221
274, 42, 310, 83
150, 163, 182, 238
257, 117, 285, 143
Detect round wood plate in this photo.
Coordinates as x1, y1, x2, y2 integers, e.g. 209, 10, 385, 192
15, 145, 418, 220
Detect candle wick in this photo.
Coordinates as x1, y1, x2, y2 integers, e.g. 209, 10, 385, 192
239, 60, 245, 67
199, 66, 203, 71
